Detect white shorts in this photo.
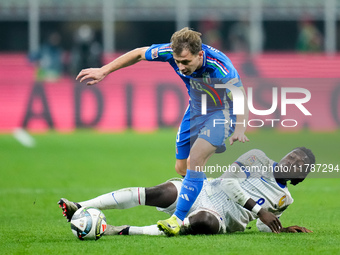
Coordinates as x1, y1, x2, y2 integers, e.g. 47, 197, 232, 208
156, 178, 226, 234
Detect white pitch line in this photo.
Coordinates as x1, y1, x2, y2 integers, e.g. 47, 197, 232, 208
13, 128, 36, 148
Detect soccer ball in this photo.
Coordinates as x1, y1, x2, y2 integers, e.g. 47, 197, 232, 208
70, 207, 107, 240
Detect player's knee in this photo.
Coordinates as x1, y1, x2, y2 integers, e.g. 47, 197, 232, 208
189, 153, 208, 170
175, 159, 187, 176
145, 182, 177, 208
189, 211, 220, 235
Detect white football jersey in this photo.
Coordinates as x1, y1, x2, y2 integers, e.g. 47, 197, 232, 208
190, 149, 294, 233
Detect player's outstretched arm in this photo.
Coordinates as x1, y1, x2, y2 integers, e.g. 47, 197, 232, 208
229, 86, 249, 145
76, 47, 149, 86
280, 225, 313, 233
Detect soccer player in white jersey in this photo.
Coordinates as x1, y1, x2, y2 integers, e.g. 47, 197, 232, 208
76, 27, 249, 236
59, 147, 315, 235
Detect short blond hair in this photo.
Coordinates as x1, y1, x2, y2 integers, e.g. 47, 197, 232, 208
170, 27, 202, 55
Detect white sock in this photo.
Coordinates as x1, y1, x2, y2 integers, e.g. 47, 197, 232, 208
79, 187, 145, 210
183, 217, 190, 227
128, 225, 165, 236
173, 215, 183, 225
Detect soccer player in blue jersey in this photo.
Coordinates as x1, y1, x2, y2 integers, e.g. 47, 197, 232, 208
76, 27, 249, 236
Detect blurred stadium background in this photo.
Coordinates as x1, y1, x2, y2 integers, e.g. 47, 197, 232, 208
0, 0, 339, 133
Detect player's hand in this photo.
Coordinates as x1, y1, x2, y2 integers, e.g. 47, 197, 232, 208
258, 209, 282, 234
76, 68, 107, 86
280, 225, 313, 233
229, 132, 249, 145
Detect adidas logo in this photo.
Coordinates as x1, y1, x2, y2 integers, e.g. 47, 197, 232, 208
180, 194, 190, 201
201, 129, 211, 137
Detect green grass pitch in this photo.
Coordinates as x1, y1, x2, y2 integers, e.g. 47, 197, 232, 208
0, 129, 339, 254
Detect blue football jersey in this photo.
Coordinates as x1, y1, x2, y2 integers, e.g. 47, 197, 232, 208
145, 43, 243, 114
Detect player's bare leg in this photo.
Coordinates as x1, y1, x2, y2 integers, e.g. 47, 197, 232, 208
189, 138, 216, 171
145, 182, 178, 207
175, 158, 187, 176
98, 182, 179, 236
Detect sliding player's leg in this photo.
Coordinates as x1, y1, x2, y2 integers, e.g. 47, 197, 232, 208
104, 224, 165, 236
58, 181, 179, 222
105, 209, 223, 236
106, 179, 226, 236
104, 180, 184, 236
58, 186, 146, 222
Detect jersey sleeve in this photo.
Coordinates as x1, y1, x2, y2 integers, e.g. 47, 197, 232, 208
225, 77, 243, 88
220, 164, 250, 206
219, 75, 242, 88
145, 43, 173, 62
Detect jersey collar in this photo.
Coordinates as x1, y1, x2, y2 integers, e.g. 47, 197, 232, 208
191, 50, 207, 77
202, 49, 207, 68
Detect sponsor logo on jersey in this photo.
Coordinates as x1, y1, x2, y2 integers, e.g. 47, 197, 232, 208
278, 195, 286, 207
201, 128, 211, 137
151, 48, 158, 59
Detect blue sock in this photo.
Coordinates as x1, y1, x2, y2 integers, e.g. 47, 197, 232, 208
174, 169, 206, 221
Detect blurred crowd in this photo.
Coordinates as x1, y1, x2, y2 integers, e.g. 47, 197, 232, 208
30, 24, 103, 81
28, 19, 324, 81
